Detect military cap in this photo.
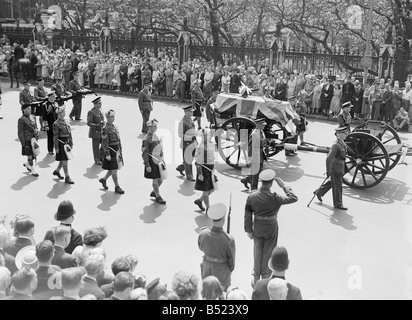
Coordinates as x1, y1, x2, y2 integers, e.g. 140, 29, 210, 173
37, 77, 44, 82
23, 80, 31, 86
183, 105, 194, 111
259, 169, 276, 182
47, 91, 56, 97
146, 119, 159, 127
342, 101, 353, 109
207, 203, 227, 221
105, 109, 116, 117
255, 118, 267, 125
56, 106, 66, 114
92, 96, 102, 104
335, 126, 349, 133
21, 104, 31, 111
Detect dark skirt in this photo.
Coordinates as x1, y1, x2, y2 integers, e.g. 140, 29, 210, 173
102, 144, 121, 171
21, 140, 34, 156
195, 164, 214, 192
35, 105, 43, 116
193, 100, 203, 117
296, 114, 307, 132
144, 155, 161, 179
56, 136, 70, 161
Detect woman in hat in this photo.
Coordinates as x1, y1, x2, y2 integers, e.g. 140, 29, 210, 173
141, 119, 166, 204
53, 106, 74, 184
194, 128, 216, 212
330, 83, 342, 118
99, 110, 124, 194
18, 104, 40, 177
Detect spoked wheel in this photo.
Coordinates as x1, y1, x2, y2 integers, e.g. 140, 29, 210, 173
353, 121, 402, 171
343, 132, 390, 189
215, 117, 256, 169
264, 121, 289, 158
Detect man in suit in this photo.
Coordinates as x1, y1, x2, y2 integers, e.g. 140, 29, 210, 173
44, 200, 83, 255
87, 96, 105, 165
51, 225, 77, 269
320, 78, 334, 115
0, 226, 17, 275
50, 267, 85, 300
104, 272, 134, 300
252, 246, 302, 300
4, 215, 35, 257
138, 83, 153, 134
68, 71, 83, 121
8, 267, 38, 300
80, 253, 106, 300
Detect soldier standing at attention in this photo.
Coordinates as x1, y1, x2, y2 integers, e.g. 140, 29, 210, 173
176, 106, 197, 181
42, 92, 58, 155
19, 81, 35, 107
191, 79, 204, 130
99, 110, 125, 194
87, 96, 105, 165
244, 169, 298, 286
142, 119, 166, 205
138, 83, 153, 134
18, 104, 40, 177
68, 71, 83, 121
34, 77, 47, 131
53, 106, 74, 184
198, 203, 236, 291
337, 101, 353, 133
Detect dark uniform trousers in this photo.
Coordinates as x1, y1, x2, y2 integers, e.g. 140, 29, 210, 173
177, 116, 197, 179
248, 129, 266, 190
87, 107, 104, 162
43, 102, 58, 153
316, 140, 347, 207
68, 80, 82, 120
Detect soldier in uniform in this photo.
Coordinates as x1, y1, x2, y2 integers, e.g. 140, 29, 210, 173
198, 203, 236, 291
53, 106, 75, 184
68, 71, 83, 121
138, 83, 153, 134
42, 92, 58, 155
337, 101, 352, 133
98, 110, 125, 194
19, 81, 35, 107
314, 126, 349, 210
18, 104, 40, 177
205, 89, 219, 125
176, 106, 197, 181
244, 169, 298, 286
87, 96, 105, 165
141, 119, 166, 204
240, 118, 267, 191
51, 77, 67, 106
34, 77, 47, 130
191, 79, 204, 130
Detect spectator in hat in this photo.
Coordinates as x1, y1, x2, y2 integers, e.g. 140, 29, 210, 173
8, 267, 38, 300
171, 270, 199, 300
146, 277, 167, 300
0, 267, 11, 299
337, 101, 353, 132
201, 275, 225, 300
245, 169, 298, 286
252, 246, 302, 300
0, 226, 17, 275
50, 266, 86, 300
314, 126, 349, 210
52, 105, 75, 184
105, 271, 134, 300
330, 83, 342, 118
79, 253, 106, 300
43, 200, 83, 255
68, 71, 83, 121
98, 110, 125, 194
352, 82, 364, 120
175, 68, 187, 102
14, 245, 38, 271
320, 78, 334, 116
198, 203, 236, 291
4, 215, 35, 257
138, 83, 153, 134
51, 225, 77, 269
87, 96, 105, 165
267, 277, 288, 300
32, 240, 63, 300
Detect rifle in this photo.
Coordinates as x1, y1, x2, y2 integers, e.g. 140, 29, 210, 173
227, 192, 232, 234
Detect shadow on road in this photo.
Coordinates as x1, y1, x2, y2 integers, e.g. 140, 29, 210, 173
194, 214, 212, 234
308, 203, 357, 231
97, 191, 122, 211
37, 154, 56, 169
68, 120, 87, 127
11, 174, 38, 191
139, 202, 167, 223
47, 181, 72, 199
177, 179, 196, 197
84, 165, 103, 180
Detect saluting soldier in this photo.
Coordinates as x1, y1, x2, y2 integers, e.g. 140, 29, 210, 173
42, 92, 58, 155
51, 76, 67, 106
337, 101, 353, 133
98, 110, 125, 194
68, 71, 83, 121
244, 169, 298, 286
240, 118, 267, 191
141, 119, 166, 204
87, 96, 105, 165
176, 105, 197, 181
34, 77, 47, 130
18, 104, 40, 177
53, 106, 74, 184
198, 203, 236, 291
314, 126, 349, 210
138, 82, 153, 134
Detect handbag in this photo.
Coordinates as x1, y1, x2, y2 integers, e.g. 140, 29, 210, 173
31, 138, 41, 157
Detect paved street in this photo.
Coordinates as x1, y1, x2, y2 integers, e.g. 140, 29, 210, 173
1, 80, 411, 300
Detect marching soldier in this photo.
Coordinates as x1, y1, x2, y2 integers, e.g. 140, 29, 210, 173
98, 110, 125, 194
198, 203, 236, 291
337, 101, 353, 133
141, 119, 166, 204
244, 169, 298, 286
18, 104, 40, 177
19, 81, 35, 106
240, 118, 267, 191
138, 83, 153, 134
314, 126, 349, 210
42, 92, 58, 155
176, 105, 197, 181
68, 71, 83, 121
191, 79, 204, 130
51, 76, 67, 106
87, 96, 105, 165
53, 106, 74, 184
34, 77, 47, 130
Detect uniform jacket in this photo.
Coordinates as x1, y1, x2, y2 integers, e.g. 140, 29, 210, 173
17, 115, 38, 146
142, 134, 163, 167
44, 224, 83, 255
34, 86, 47, 101
51, 245, 78, 269
68, 80, 82, 101
138, 88, 153, 112
252, 275, 302, 300
244, 186, 298, 237
102, 123, 121, 156
19, 89, 35, 106
4, 237, 33, 257
87, 107, 104, 139
51, 82, 66, 97
326, 139, 347, 176
178, 115, 197, 149
53, 118, 73, 151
